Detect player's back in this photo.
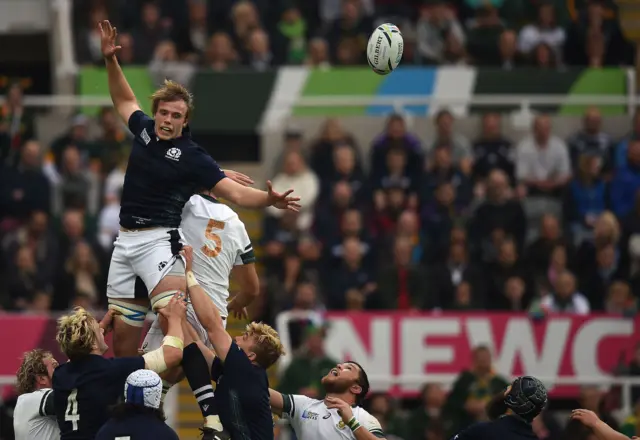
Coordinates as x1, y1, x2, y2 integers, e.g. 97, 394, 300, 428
53, 355, 144, 440
95, 412, 179, 440
181, 194, 253, 314
454, 415, 537, 440
13, 389, 59, 440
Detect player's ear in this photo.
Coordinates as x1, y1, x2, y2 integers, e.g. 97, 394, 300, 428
246, 350, 257, 363
350, 383, 362, 396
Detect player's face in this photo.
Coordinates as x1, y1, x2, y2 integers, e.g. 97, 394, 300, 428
235, 332, 258, 363
154, 100, 188, 141
91, 321, 109, 355
37, 356, 59, 388
321, 362, 360, 393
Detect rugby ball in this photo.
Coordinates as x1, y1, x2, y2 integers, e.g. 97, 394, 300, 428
366, 23, 404, 75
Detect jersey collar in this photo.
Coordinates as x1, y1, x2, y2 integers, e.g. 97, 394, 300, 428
198, 193, 221, 204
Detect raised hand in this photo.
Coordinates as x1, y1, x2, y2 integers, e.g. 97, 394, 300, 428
180, 245, 193, 273
158, 292, 187, 322
227, 298, 248, 320
98, 20, 122, 59
266, 180, 301, 212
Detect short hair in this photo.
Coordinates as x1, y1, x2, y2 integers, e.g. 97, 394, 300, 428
346, 361, 370, 405
16, 349, 53, 395
150, 79, 194, 119
56, 307, 98, 361
245, 322, 285, 369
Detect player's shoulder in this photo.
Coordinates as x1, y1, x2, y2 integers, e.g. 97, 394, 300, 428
453, 420, 493, 439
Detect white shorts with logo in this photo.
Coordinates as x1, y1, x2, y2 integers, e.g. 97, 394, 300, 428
106, 228, 185, 300
141, 301, 227, 353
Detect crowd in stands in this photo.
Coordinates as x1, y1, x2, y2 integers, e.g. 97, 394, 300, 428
74, 0, 636, 78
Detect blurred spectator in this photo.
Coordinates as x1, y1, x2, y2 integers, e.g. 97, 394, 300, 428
373, 186, 409, 239
373, 146, 419, 209
406, 383, 446, 440
620, 191, 640, 284
49, 114, 93, 172
621, 401, 640, 438
273, 126, 306, 174
612, 110, 640, 171
415, 1, 465, 65
278, 324, 337, 398
75, 5, 109, 64
131, 1, 171, 64
465, 6, 505, 65
420, 146, 473, 209
326, 209, 374, 269
525, 214, 572, 277
326, 0, 371, 65
472, 113, 515, 185
365, 394, 406, 439
518, 2, 566, 59
262, 210, 301, 290
97, 192, 121, 252
427, 110, 472, 174
0, 83, 35, 165
116, 32, 136, 65
531, 42, 559, 69
172, 0, 208, 60
54, 241, 103, 310
566, 107, 614, 172
93, 107, 130, 175
497, 30, 524, 70
500, 276, 529, 311
542, 244, 570, 294
52, 146, 100, 217
3, 246, 50, 311
314, 181, 358, 248
532, 270, 590, 314
305, 38, 331, 68
310, 118, 361, 179
379, 210, 422, 267
244, 29, 275, 71
0, 140, 51, 231
204, 32, 239, 71
230, 1, 262, 61
421, 182, 467, 264
610, 139, 640, 218
443, 345, 509, 433
149, 40, 196, 87
57, 209, 102, 274
604, 280, 636, 315
104, 156, 127, 200
321, 142, 369, 206
486, 238, 532, 309
470, 169, 526, 258
371, 236, 426, 310
563, 154, 609, 246
429, 242, 485, 310
326, 236, 375, 310
516, 114, 572, 200
577, 386, 619, 431
276, 6, 307, 64
2, 210, 57, 285
267, 150, 319, 231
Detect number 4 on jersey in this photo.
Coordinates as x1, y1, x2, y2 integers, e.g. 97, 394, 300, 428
65, 389, 80, 431
203, 219, 225, 257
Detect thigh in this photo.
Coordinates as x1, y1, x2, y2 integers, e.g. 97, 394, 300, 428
141, 317, 164, 353
106, 243, 137, 299
131, 230, 184, 294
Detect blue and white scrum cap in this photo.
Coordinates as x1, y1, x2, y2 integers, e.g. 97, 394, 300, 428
124, 369, 163, 409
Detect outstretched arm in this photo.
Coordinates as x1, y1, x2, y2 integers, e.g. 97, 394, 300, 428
99, 20, 141, 124
181, 246, 233, 360
571, 409, 633, 440
213, 179, 301, 212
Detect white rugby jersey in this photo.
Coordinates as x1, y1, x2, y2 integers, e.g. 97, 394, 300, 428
282, 394, 385, 440
13, 388, 59, 440
181, 194, 255, 316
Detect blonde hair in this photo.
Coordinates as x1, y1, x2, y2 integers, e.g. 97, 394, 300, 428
597, 211, 620, 243
150, 79, 194, 119
16, 349, 52, 394
245, 322, 285, 369
56, 307, 98, 361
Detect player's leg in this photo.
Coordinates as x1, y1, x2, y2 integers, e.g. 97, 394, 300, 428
106, 238, 149, 357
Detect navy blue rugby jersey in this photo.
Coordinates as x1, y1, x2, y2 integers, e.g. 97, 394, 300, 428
120, 110, 226, 229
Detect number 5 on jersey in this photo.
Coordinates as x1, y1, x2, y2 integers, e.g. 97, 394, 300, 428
203, 219, 225, 257
65, 389, 80, 431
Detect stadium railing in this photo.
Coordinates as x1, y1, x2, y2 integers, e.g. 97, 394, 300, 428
3, 94, 640, 115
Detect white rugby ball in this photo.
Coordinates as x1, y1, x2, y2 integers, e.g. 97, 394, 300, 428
366, 23, 404, 75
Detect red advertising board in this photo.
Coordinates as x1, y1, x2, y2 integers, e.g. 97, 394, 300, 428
1, 313, 638, 399
321, 312, 640, 398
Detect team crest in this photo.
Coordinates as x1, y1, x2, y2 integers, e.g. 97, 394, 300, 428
165, 147, 181, 161
337, 420, 346, 429
141, 128, 151, 145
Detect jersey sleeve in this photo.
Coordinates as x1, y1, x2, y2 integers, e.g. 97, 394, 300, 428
128, 110, 154, 137
451, 421, 491, 440
360, 411, 386, 438
233, 221, 255, 266
105, 356, 146, 383
281, 394, 316, 420
39, 389, 55, 417
189, 149, 227, 191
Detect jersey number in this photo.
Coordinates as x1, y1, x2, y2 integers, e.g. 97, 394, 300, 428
203, 219, 225, 257
65, 389, 80, 431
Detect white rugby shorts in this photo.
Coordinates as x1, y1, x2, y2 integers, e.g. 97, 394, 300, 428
106, 228, 185, 300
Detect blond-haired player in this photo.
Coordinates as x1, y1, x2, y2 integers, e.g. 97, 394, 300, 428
51, 294, 186, 440
13, 349, 60, 440
98, 18, 300, 360
180, 245, 284, 440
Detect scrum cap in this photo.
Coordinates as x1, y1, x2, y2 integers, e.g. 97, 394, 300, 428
124, 369, 163, 410
504, 376, 548, 421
